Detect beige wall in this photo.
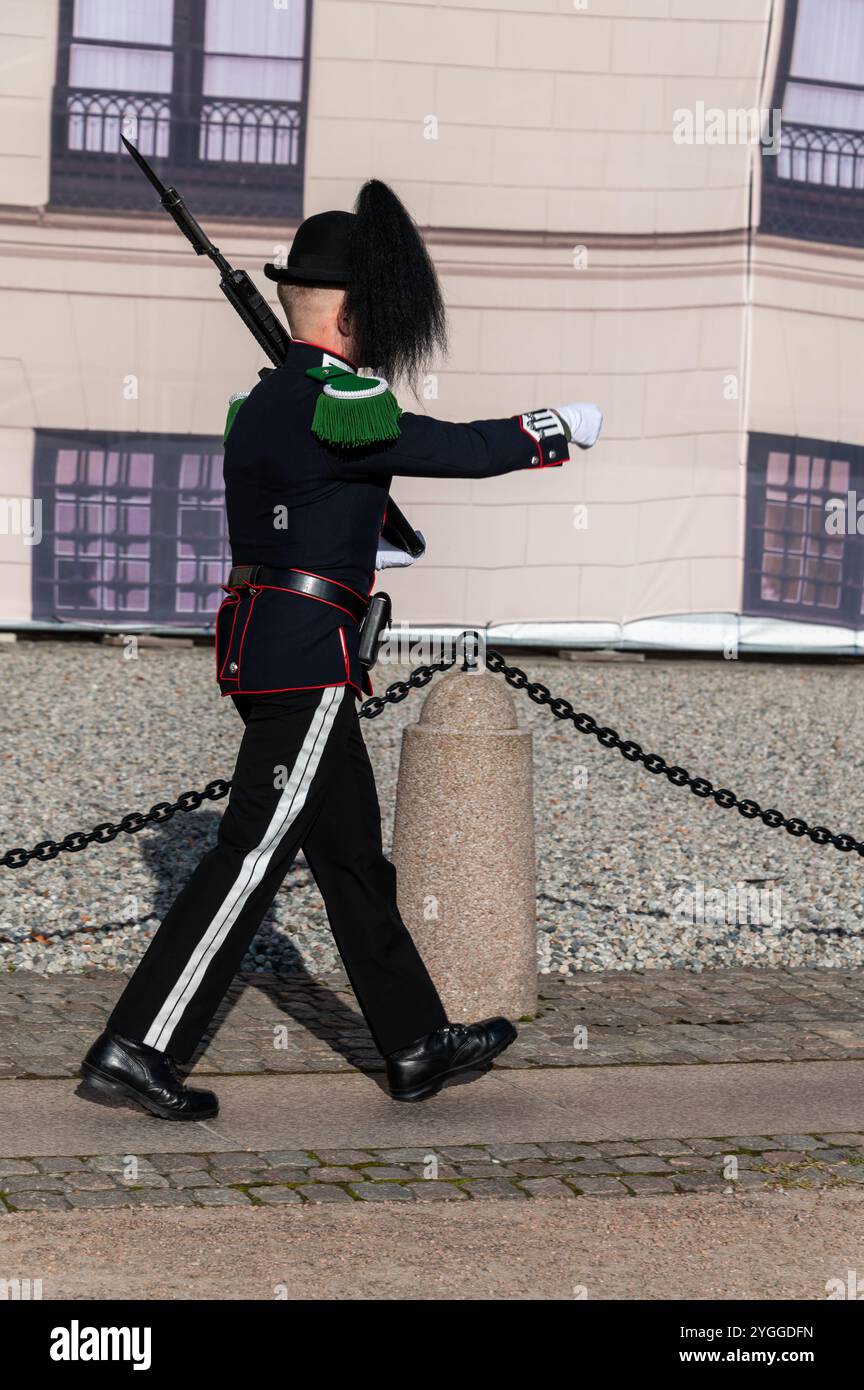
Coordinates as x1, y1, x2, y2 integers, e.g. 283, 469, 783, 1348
750, 238, 864, 450
389, 231, 747, 624
305, 0, 770, 626
306, 0, 769, 235
1, 0, 861, 641
0, 1, 57, 208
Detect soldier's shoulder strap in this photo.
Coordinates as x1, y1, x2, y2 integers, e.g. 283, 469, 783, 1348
305, 364, 401, 448
223, 390, 250, 444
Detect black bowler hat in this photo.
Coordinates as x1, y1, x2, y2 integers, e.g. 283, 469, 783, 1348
263, 180, 447, 384
263, 210, 355, 285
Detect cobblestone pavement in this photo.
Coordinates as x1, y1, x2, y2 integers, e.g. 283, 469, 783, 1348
4, 968, 864, 1213
3, 1133, 863, 1213
1, 966, 863, 1080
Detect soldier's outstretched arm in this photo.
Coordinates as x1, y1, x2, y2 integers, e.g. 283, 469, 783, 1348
324, 401, 604, 482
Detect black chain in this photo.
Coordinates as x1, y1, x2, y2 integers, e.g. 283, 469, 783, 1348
1, 639, 858, 868
483, 648, 861, 857
0, 653, 456, 870
0, 781, 236, 871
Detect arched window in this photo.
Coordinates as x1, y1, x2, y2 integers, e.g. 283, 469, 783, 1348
762, 0, 864, 246
50, 0, 312, 219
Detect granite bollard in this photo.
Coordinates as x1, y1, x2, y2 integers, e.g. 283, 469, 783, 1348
392, 668, 537, 1021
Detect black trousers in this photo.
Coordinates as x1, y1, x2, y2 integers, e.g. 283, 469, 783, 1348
108, 684, 447, 1063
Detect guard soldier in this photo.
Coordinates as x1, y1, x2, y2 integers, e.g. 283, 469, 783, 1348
80, 180, 603, 1119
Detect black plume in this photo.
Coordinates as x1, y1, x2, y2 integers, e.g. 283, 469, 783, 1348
346, 180, 447, 386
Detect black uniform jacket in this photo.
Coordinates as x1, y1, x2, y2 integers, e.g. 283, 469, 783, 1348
217, 338, 569, 700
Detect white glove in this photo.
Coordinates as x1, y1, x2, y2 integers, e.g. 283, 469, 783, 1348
552, 403, 604, 449
376, 531, 426, 571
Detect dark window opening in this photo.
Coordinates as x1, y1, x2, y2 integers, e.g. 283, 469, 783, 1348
744, 432, 864, 626
33, 430, 230, 626
50, 0, 312, 220
762, 0, 864, 247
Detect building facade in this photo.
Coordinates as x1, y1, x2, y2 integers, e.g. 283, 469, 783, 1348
2, 0, 864, 653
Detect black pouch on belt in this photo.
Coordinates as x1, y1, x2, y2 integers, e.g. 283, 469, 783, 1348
358, 592, 392, 670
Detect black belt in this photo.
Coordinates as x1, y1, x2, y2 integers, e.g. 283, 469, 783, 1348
227, 565, 369, 625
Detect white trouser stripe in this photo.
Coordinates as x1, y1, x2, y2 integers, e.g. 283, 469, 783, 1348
144, 685, 345, 1053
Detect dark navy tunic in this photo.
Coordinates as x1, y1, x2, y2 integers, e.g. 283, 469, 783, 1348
217, 338, 568, 699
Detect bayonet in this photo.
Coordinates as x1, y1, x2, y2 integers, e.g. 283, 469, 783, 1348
121, 137, 423, 556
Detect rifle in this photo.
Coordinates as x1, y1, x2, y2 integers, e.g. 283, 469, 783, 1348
121, 136, 425, 559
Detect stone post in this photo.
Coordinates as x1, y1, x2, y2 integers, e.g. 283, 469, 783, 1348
392, 668, 537, 1021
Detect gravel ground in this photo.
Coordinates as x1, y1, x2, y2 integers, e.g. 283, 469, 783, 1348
3, 1190, 863, 1300
1, 638, 863, 975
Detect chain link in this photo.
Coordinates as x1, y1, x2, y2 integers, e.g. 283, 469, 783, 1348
0, 653, 456, 870
2, 638, 859, 867
485, 647, 864, 858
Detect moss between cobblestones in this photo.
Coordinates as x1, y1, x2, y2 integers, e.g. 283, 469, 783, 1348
2, 1136, 861, 1209
767, 1177, 818, 1190
750, 1154, 840, 1190
228, 1185, 266, 1206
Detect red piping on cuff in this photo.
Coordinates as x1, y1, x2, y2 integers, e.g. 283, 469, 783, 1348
515, 415, 567, 469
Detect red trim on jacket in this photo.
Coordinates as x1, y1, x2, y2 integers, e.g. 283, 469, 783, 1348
290, 338, 357, 370
222, 678, 364, 699
338, 626, 351, 682
248, 582, 363, 624
229, 587, 261, 682
515, 415, 565, 469
216, 590, 242, 682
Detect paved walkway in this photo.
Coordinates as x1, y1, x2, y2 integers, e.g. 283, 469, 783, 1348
3, 965, 864, 1079
3, 967, 864, 1298
4, 1060, 864, 1157
2, 967, 864, 1215
3, 1123, 864, 1213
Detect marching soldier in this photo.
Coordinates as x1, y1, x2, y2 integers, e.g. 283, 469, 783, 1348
80, 180, 603, 1119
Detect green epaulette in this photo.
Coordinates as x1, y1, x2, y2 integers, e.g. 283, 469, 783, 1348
223, 390, 249, 444
306, 364, 402, 448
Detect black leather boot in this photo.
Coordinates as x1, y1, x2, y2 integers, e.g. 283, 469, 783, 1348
78, 1029, 219, 1121
386, 1017, 517, 1102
